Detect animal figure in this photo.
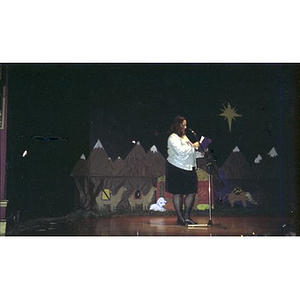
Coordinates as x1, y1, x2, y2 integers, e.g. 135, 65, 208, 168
96, 186, 127, 211
228, 189, 257, 208
128, 187, 157, 211
150, 197, 167, 212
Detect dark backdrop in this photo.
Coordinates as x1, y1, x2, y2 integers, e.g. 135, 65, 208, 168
5, 63, 299, 219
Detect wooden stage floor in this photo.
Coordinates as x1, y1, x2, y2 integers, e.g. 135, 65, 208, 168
6, 214, 298, 236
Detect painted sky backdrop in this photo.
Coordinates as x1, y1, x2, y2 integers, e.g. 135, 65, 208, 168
7, 63, 298, 163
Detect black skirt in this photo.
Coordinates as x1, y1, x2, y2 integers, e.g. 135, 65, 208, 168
165, 162, 198, 194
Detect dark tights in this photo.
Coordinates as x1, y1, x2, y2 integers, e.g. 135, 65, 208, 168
173, 193, 196, 220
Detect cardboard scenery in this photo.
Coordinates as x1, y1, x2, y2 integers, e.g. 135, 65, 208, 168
215, 146, 281, 208
71, 140, 163, 212
71, 136, 281, 213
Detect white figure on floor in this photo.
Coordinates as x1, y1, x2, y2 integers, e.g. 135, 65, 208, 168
150, 197, 167, 212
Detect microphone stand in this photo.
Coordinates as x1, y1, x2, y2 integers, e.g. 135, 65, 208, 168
207, 161, 213, 226
186, 129, 219, 228
190, 144, 213, 227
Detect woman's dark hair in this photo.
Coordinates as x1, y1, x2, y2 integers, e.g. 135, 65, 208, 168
167, 115, 186, 137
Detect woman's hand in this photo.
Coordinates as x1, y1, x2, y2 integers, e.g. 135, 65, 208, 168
192, 142, 200, 148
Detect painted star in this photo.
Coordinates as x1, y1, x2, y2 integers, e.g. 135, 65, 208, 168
219, 102, 242, 132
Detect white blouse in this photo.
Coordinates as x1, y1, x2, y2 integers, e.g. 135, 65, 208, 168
167, 133, 197, 171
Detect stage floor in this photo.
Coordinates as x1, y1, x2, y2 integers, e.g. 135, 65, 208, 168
5, 214, 298, 236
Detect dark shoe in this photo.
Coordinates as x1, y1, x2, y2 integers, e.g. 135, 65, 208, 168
184, 218, 197, 225
176, 218, 187, 226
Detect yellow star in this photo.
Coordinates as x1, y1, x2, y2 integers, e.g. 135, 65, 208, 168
219, 102, 242, 132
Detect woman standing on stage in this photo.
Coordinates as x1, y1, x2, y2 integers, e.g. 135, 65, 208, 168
166, 115, 199, 226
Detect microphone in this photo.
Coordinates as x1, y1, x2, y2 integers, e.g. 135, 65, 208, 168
186, 128, 199, 142
187, 128, 196, 135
